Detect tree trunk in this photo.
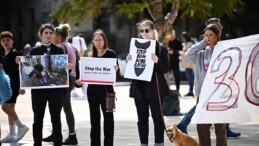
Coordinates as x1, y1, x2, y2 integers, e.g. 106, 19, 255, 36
147, 0, 164, 41
147, 0, 179, 45
163, 0, 180, 45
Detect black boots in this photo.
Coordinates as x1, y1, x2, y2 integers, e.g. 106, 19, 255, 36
42, 134, 54, 142
62, 133, 78, 145
42, 133, 78, 145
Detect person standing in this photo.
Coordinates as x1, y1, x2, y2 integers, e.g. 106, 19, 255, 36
179, 31, 195, 96
168, 30, 182, 96
127, 19, 169, 146
27, 59, 48, 85
176, 18, 241, 138
0, 31, 29, 143
28, 23, 64, 146
23, 43, 32, 56
186, 24, 227, 146
69, 34, 88, 99
41, 23, 78, 145
76, 29, 118, 146
70, 34, 87, 57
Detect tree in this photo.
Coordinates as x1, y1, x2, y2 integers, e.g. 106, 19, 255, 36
52, 0, 244, 43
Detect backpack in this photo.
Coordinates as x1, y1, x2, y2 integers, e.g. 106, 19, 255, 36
61, 43, 81, 79
162, 90, 180, 115
0, 68, 12, 104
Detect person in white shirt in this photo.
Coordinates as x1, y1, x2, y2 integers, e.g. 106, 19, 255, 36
69, 34, 88, 99
71, 34, 87, 56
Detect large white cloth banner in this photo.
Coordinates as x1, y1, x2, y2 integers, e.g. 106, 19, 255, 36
124, 38, 156, 81
191, 34, 259, 124
80, 57, 117, 85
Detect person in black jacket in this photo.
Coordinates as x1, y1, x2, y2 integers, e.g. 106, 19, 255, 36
168, 30, 183, 96
126, 19, 169, 146
28, 23, 64, 146
42, 23, 79, 145
0, 31, 29, 143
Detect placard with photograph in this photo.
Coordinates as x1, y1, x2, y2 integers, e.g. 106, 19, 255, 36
80, 57, 117, 85
19, 55, 69, 89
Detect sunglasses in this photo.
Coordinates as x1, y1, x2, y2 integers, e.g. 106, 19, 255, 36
139, 29, 150, 33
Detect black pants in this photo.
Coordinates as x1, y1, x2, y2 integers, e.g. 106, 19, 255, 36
134, 97, 164, 144
87, 88, 114, 146
171, 66, 181, 91
32, 94, 63, 146
63, 76, 76, 134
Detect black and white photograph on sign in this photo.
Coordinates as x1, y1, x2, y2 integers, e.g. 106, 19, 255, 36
19, 55, 69, 89
124, 38, 156, 81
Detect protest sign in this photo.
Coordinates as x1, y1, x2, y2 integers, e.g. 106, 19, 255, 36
20, 55, 69, 89
80, 57, 117, 85
191, 34, 259, 124
124, 38, 156, 81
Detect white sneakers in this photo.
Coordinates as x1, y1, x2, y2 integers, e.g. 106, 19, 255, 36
0, 134, 16, 143
16, 125, 29, 141
0, 125, 29, 143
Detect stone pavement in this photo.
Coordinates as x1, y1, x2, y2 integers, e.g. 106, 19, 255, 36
0, 83, 259, 146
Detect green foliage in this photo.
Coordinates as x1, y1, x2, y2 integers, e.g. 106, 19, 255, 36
52, 0, 105, 23
52, 0, 245, 23
116, 2, 148, 19
179, 0, 245, 21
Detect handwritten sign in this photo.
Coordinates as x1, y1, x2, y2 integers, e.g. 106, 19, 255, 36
80, 57, 117, 85
124, 38, 156, 81
191, 34, 259, 124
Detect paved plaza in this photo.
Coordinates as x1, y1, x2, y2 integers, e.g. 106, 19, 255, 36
0, 83, 258, 146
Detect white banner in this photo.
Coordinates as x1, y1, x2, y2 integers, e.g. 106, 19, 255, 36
80, 57, 117, 85
191, 34, 259, 124
124, 38, 156, 81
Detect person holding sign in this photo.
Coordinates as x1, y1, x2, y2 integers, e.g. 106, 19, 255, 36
76, 29, 118, 146
126, 20, 169, 146
177, 18, 241, 138
186, 24, 227, 146
40, 24, 78, 145
28, 23, 64, 146
0, 31, 28, 143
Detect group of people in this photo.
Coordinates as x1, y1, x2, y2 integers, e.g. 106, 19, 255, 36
0, 22, 118, 146
0, 17, 241, 146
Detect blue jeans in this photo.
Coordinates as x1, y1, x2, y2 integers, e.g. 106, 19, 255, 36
179, 105, 196, 127
134, 97, 164, 144
29, 69, 47, 85
37, 77, 47, 85
185, 68, 194, 93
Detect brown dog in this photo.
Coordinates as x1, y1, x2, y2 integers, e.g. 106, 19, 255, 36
166, 124, 199, 146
